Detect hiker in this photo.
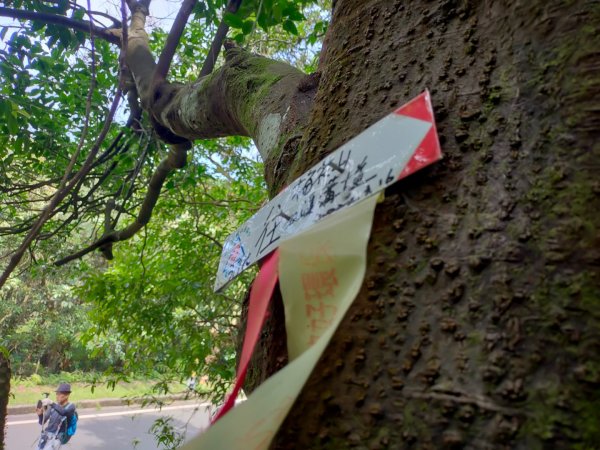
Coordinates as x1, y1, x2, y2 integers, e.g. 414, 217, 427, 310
36, 383, 77, 449
186, 372, 198, 391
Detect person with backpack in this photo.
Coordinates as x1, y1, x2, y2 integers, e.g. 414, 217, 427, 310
36, 383, 77, 449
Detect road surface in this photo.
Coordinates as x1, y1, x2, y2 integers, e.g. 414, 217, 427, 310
6, 400, 213, 449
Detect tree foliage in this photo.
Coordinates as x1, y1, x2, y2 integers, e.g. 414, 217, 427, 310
0, 269, 97, 375
77, 137, 267, 399
0, 0, 325, 278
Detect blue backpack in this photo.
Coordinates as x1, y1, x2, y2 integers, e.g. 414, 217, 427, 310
60, 406, 78, 444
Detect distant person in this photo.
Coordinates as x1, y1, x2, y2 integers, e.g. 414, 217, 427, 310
186, 372, 198, 391
36, 383, 78, 449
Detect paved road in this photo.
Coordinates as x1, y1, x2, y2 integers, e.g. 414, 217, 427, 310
6, 401, 213, 450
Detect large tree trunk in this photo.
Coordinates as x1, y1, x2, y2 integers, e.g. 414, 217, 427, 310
257, 0, 599, 448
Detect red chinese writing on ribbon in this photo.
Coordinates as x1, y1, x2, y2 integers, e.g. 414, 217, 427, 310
300, 243, 339, 345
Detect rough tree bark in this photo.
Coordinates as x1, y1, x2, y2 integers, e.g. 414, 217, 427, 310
258, 0, 599, 449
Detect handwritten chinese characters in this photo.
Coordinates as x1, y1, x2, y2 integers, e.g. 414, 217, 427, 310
215, 91, 441, 291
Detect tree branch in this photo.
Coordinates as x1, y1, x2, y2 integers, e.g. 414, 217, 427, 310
0, 89, 123, 289
195, 230, 223, 249
55, 142, 190, 265
198, 0, 243, 78
124, 0, 306, 158
0, 6, 120, 44
139, 45, 306, 158
112, 140, 150, 227
153, 0, 197, 86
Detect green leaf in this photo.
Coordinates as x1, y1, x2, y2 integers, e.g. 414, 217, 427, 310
192, 2, 207, 17
31, 20, 46, 32
223, 12, 244, 29
282, 19, 299, 35
256, 12, 268, 31
284, 6, 305, 22
6, 113, 19, 134
57, 26, 74, 48
272, 5, 283, 22
10, 100, 30, 118
241, 20, 254, 35
72, 8, 85, 21
0, 99, 10, 117
233, 33, 245, 44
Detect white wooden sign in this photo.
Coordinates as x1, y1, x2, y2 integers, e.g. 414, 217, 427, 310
214, 90, 442, 291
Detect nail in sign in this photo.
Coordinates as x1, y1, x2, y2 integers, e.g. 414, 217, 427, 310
214, 90, 442, 291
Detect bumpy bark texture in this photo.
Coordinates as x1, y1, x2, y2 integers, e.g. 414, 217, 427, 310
0, 352, 10, 450
260, 0, 599, 448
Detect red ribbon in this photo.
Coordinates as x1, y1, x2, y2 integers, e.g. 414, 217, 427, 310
211, 250, 280, 423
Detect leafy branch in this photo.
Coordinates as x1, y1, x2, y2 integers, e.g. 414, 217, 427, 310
0, 1, 130, 289
0, 6, 120, 44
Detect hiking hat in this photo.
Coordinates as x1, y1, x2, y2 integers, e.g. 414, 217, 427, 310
55, 383, 72, 393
